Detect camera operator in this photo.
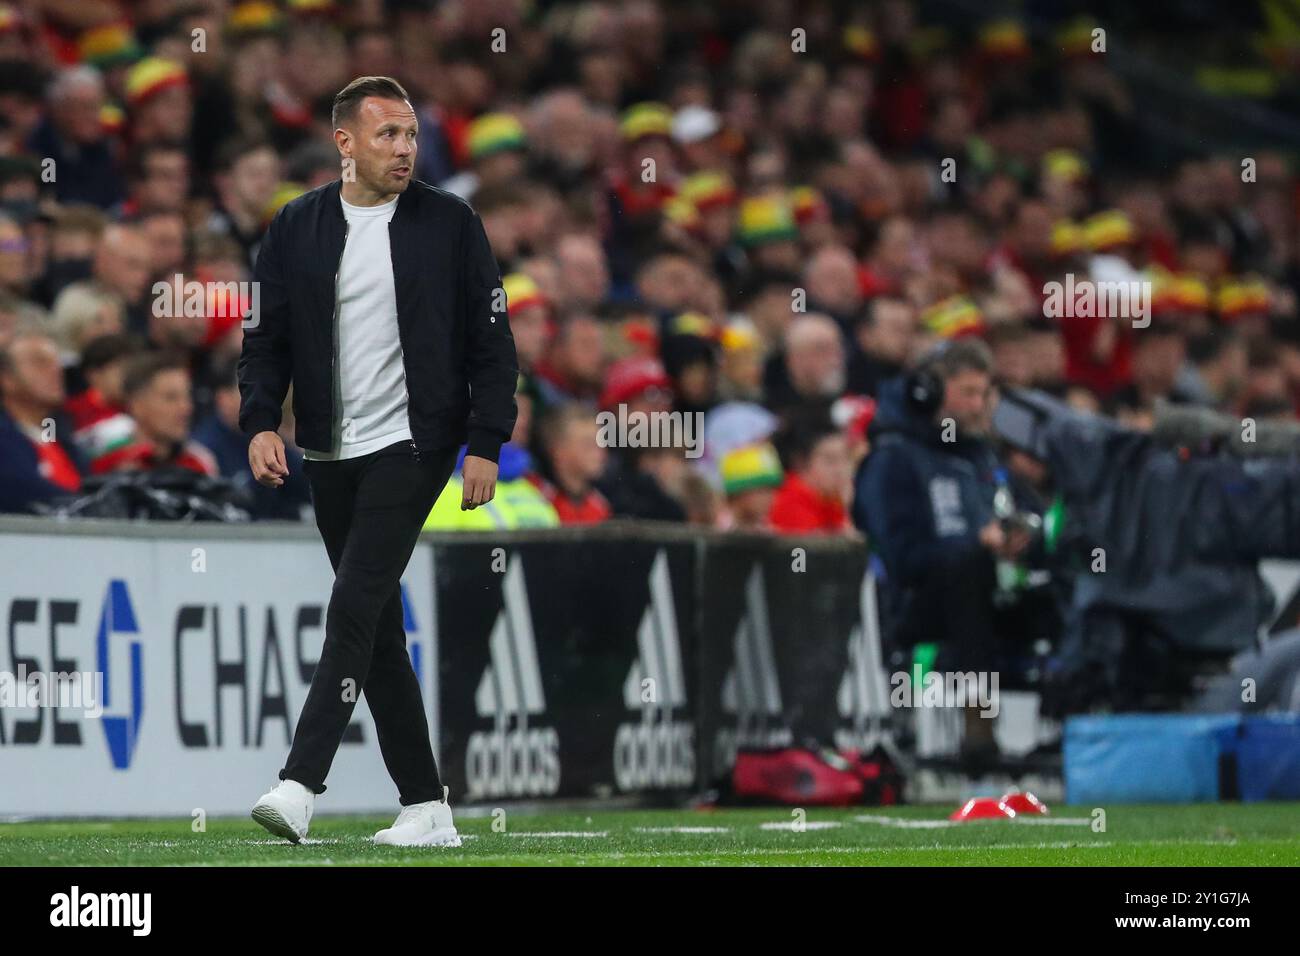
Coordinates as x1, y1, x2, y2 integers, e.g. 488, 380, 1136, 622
853, 339, 1048, 763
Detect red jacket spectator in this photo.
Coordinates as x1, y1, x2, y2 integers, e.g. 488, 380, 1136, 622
769, 472, 850, 534
534, 476, 613, 525
91, 437, 217, 476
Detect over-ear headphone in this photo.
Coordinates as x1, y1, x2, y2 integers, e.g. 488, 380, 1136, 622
903, 341, 952, 416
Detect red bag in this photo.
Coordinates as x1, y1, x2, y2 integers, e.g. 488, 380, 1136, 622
731, 747, 864, 806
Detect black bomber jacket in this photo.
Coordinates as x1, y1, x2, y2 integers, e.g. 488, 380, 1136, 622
237, 178, 518, 464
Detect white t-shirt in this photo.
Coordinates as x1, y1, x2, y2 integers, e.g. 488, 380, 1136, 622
302, 194, 412, 460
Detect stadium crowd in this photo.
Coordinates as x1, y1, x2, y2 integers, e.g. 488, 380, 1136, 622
0, 0, 1297, 537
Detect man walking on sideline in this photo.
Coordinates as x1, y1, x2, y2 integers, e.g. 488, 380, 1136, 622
239, 76, 518, 846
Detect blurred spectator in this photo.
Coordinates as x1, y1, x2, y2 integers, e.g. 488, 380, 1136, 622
192, 355, 309, 521
125, 57, 192, 147
30, 67, 124, 209
804, 244, 865, 333
92, 350, 216, 476
765, 312, 847, 414
119, 142, 189, 218
92, 224, 153, 334
66, 331, 137, 462
55, 287, 129, 392
534, 402, 612, 524
770, 412, 854, 535
426, 389, 559, 530
554, 233, 611, 314
0, 326, 87, 512
33, 204, 107, 306
441, 112, 529, 202
720, 442, 784, 532
503, 272, 552, 376
205, 138, 279, 269
601, 445, 689, 522
847, 295, 916, 397
536, 314, 606, 404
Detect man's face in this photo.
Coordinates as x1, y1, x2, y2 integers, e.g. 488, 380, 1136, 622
806, 247, 860, 315
1135, 333, 1186, 394
557, 236, 609, 308
556, 417, 606, 481
750, 286, 795, 339
142, 214, 187, 275
139, 151, 190, 213
138, 87, 193, 142
859, 299, 915, 364
3, 335, 64, 409
337, 96, 418, 197
805, 433, 851, 498
556, 319, 605, 387
149, 277, 207, 347
55, 80, 105, 145
1012, 202, 1053, 264
130, 368, 193, 445
86, 357, 127, 404
510, 305, 549, 368
787, 326, 845, 398
229, 147, 281, 216
939, 368, 994, 436
730, 487, 775, 528
637, 255, 698, 312
95, 227, 153, 303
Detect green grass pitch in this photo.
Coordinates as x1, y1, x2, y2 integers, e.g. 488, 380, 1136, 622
2, 803, 1298, 866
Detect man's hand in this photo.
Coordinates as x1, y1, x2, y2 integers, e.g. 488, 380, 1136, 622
461, 455, 498, 510
978, 519, 1031, 560
249, 430, 288, 487
978, 519, 1006, 554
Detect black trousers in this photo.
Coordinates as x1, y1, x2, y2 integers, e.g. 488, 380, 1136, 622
894, 545, 1056, 677
891, 545, 1001, 673
280, 438, 458, 805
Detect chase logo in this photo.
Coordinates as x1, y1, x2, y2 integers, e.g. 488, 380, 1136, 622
97, 580, 143, 770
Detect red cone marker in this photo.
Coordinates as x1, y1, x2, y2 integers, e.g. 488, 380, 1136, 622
1000, 791, 1049, 815
949, 797, 1016, 821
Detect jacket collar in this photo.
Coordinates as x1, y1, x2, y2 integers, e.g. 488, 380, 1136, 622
327, 178, 424, 224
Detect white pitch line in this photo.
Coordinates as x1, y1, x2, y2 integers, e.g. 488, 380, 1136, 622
854, 815, 959, 829
1013, 817, 1094, 826
854, 815, 1095, 829
634, 826, 732, 834
759, 821, 843, 831
505, 831, 609, 838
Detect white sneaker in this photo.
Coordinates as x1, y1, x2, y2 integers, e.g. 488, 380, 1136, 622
373, 786, 462, 847
251, 779, 314, 843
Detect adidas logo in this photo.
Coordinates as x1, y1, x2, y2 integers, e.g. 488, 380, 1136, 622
465, 558, 560, 799
714, 565, 792, 771
835, 574, 892, 752
614, 550, 694, 790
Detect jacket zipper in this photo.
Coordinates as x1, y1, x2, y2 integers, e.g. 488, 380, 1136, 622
389, 219, 420, 461
330, 221, 349, 456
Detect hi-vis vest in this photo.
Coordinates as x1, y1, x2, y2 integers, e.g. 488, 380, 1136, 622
423, 476, 560, 530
